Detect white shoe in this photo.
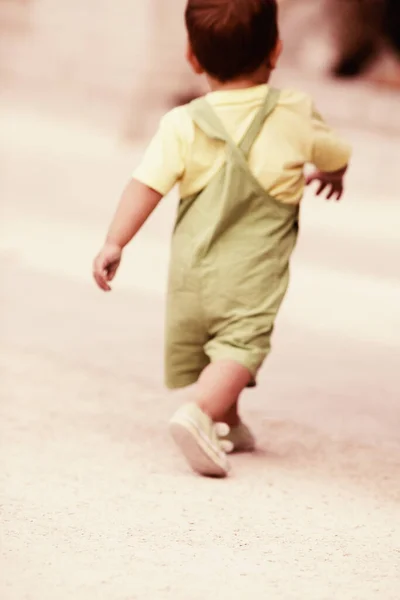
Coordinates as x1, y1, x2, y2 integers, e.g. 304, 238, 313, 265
219, 422, 256, 453
169, 403, 230, 477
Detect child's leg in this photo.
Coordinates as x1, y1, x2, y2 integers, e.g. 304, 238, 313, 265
169, 360, 252, 477
220, 400, 241, 428
195, 359, 252, 423
196, 362, 256, 453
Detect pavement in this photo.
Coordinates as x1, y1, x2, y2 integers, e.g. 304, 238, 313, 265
1, 2, 400, 599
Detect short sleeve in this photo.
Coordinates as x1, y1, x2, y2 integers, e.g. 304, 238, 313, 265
132, 109, 187, 196
310, 106, 352, 172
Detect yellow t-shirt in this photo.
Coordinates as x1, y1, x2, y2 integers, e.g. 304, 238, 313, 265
133, 84, 351, 204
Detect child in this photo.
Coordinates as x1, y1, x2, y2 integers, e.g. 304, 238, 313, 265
93, 0, 351, 478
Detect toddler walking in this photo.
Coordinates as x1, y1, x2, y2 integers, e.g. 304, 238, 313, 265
93, 0, 351, 477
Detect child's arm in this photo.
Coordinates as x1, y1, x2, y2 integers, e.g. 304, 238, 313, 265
93, 108, 187, 292
93, 179, 162, 291
307, 105, 351, 201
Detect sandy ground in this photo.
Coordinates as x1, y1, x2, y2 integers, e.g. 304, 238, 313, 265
1, 100, 400, 599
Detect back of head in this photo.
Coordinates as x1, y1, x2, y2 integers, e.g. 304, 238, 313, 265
185, 0, 279, 82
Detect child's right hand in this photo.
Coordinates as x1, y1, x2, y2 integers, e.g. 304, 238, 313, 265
306, 166, 347, 201
93, 242, 122, 292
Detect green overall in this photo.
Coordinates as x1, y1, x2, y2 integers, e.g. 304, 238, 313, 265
165, 89, 299, 389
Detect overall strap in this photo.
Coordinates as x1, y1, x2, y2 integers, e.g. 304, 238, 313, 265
239, 87, 280, 158
188, 87, 280, 158
188, 97, 234, 144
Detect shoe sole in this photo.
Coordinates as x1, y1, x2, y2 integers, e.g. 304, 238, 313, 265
169, 417, 229, 478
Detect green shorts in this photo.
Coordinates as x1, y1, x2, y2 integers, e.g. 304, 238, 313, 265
164, 257, 291, 389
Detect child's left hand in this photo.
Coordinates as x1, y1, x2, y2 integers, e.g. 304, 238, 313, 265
93, 242, 122, 292
306, 166, 347, 201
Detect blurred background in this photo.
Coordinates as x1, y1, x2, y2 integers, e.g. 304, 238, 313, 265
1, 1, 400, 598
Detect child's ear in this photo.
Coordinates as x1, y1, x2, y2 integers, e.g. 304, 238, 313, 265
186, 42, 204, 75
269, 39, 283, 70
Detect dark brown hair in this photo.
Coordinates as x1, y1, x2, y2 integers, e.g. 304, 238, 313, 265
185, 0, 279, 82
